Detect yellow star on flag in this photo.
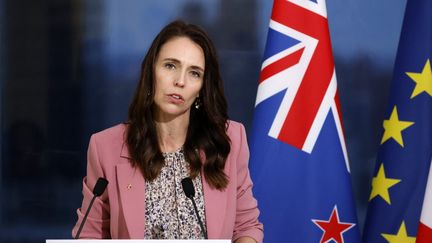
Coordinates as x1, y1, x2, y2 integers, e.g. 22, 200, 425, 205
381, 221, 416, 243
369, 163, 401, 204
406, 59, 432, 98
381, 106, 414, 147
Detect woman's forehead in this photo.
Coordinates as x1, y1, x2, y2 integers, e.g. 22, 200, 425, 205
157, 36, 205, 70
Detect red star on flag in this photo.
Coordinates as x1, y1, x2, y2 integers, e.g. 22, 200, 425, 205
312, 206, 355, 243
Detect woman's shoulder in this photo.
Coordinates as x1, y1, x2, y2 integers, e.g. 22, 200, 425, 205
226, 120, 248, 147
86, 123, 130, 163
226, 119, 246, 137
93, 123, 126, 138
90, 123, 127, 146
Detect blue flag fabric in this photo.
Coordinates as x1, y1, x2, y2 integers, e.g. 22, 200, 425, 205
362, 0, 432, 242
249, 0, 360, 242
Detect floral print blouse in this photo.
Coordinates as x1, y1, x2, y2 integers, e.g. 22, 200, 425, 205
144, 148, 207, 239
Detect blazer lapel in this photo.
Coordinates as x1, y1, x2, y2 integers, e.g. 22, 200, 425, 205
203, 179, 227, 238
202, 156, 228, 239
116, 143, 145, 239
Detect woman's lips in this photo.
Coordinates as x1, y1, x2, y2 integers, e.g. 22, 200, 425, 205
167, 93, 184, 104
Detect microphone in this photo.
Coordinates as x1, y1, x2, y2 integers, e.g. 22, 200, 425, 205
181, 177, 208, 239
75, 177, 109, 239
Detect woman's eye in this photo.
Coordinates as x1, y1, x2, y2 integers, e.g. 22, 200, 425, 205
164, 63, 175, 69
191, 71, 201, 78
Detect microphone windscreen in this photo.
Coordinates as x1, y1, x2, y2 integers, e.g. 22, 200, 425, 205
181, 177, 195, 198
93, 177, 109, 196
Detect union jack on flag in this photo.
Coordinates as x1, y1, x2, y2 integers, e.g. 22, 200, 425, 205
249, 0, 360, 242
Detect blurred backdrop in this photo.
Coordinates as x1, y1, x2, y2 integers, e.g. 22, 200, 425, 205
0, 0, 406, 241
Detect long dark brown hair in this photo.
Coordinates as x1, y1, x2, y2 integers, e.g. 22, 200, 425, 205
126, 20, 230, 190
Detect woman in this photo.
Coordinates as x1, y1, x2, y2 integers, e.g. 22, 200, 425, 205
72, 20, 263, 242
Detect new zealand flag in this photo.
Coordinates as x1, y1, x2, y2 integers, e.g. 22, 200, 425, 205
249, 0, 360, 242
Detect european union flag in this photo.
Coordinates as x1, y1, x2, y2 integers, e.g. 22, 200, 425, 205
363, 0, 432, 242
249, 0, 360, 242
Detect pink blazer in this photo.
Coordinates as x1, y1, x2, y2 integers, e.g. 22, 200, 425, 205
72, 120, 264, 242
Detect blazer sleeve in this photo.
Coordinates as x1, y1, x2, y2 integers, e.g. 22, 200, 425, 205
72, 134, 111, 239
232, 123, 264, 243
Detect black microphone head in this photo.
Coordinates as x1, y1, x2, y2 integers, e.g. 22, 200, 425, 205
181, 177, 195, 199
93, 177, 108, 196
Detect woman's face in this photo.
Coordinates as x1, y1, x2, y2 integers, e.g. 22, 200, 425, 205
153, 36, 205, 122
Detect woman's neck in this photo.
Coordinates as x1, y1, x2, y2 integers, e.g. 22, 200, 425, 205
155, 116, 189, 153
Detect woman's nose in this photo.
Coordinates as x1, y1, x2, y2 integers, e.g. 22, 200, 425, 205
174, 71, 186, 87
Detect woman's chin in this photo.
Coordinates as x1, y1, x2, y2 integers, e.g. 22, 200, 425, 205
154, 107, 191, 121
